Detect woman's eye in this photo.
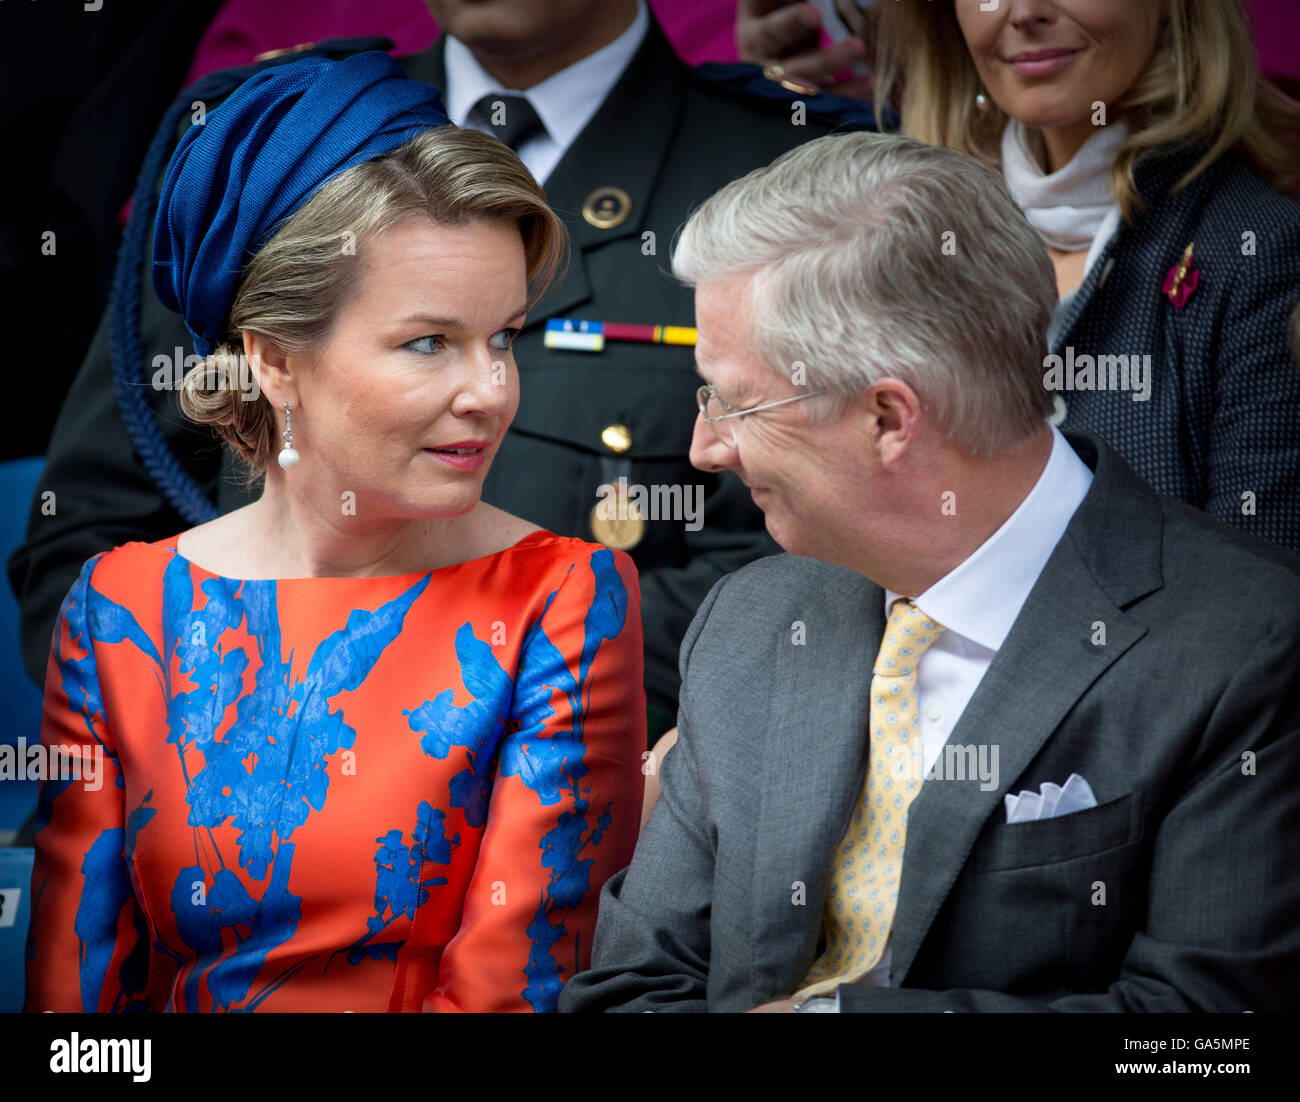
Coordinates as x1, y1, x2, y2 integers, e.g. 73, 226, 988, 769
489, 328, 521, 352
406, 335, 444, 354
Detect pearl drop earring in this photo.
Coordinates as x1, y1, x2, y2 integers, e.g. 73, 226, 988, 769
277, 403, 300, 469
975, 89, 990, 112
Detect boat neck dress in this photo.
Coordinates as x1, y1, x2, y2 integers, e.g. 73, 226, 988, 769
25, 529, 645, 1012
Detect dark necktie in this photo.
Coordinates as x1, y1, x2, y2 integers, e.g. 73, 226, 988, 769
471, 93, 546, 152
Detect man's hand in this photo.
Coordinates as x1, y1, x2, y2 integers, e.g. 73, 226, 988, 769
747, 998, 799, 1013
735, 0, 873, 100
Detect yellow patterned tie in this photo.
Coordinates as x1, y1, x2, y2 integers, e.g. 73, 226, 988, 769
796, 599, 946, 998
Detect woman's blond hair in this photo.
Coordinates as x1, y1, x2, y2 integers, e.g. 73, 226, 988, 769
179, 125, 566, 484
873, 0, 1300, 222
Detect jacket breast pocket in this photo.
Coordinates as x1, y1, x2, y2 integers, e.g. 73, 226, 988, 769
968, 792, 1139, 872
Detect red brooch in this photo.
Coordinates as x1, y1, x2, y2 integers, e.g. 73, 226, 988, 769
1162, 242, 1199, 309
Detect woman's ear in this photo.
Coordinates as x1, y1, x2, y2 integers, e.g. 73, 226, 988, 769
241, 331, 298, 409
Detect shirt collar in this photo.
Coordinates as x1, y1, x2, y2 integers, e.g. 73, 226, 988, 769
886, 425, 1095, 652
442, 0, 648, 153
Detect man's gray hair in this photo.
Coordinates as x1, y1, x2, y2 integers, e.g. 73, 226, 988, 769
672, 131, 1058, 456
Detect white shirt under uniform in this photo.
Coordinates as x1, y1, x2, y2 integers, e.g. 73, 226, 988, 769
442, 0, 649, 185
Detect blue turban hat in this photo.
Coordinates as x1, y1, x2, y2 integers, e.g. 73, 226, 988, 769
153, 50, 451, 358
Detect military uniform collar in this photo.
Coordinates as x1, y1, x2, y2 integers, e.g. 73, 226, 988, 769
397, 13, 682, 254
397, 18, 686, 326
540, 14, 687, 249
440, 3, 649, 173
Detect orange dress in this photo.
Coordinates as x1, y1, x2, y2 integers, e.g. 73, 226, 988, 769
25, 530, 645, 1012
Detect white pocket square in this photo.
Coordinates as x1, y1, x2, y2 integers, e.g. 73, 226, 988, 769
1003, 773, 1097, 824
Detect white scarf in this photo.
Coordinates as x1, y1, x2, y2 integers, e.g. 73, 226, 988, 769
1001, 118, 1128, 252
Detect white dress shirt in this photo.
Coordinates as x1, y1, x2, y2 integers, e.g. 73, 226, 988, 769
442, 0, 649, 185
850, 424, 1094, 993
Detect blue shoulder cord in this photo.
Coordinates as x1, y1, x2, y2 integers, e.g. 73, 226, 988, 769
109, 39, 392, 526
111, 78, 230, 526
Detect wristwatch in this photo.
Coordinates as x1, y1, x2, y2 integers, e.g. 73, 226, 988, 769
793, 995, 838, 1013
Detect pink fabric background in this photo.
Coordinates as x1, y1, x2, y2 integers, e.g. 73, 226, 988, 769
179, 1, 1298, 94
1247, 0, 1300, 84
179, 0, 740, 89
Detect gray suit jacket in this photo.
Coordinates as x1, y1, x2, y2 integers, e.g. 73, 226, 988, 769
559, 431, 1300, 1012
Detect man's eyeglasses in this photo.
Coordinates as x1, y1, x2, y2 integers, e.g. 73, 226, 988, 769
696, 383, 831, 448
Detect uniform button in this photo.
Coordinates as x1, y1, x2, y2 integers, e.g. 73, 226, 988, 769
761, 64, 820, 96
582, 187, 633, 230
1049, 393, 1067, 426
601, 423, 633, 453
926, 700, 944, 722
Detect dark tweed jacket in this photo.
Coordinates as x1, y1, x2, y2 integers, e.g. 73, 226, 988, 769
1050, 142, 1300, 551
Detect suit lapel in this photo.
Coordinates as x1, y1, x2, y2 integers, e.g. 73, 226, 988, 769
886, 538, 1144, 985
888, 432, 1164, 986
750, 565, 883, 999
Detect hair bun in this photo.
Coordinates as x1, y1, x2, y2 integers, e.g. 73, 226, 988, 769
179, 341, 273, 471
